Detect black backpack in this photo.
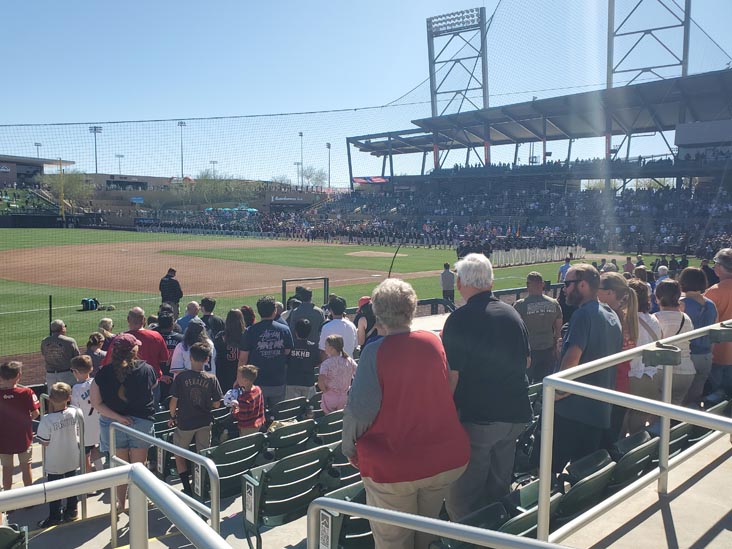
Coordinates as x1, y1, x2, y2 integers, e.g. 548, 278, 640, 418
81, 298, 99, 311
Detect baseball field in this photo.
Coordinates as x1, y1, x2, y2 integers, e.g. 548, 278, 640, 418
0, 228, 566, 384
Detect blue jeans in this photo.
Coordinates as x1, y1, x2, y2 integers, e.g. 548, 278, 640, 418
99, 416, 154, 453
707, 364, 732, 397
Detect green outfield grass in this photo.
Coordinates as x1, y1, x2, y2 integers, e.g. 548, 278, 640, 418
0, 258, 563, 358
163, 245, 457, 273
0, 228, 228, 252
0, 228, 681, 374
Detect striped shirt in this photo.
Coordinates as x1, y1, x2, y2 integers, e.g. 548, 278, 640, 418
233, 385, 265, 430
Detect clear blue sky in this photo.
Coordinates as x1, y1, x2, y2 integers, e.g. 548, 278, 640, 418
1, 0, 731, 185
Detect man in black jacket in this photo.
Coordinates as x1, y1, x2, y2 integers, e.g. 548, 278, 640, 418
159, 268, 183, 318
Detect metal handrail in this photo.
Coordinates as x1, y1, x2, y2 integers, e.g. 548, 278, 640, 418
108, 421, 221, 547
537, 320, 732, 542
38, 394, 87, 519
307, 498, 567, 549
0, 463, 230, 549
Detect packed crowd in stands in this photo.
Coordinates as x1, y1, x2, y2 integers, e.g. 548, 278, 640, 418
134, 181, 732, 258
0, 188, 55, 214
4, 249, 732, 545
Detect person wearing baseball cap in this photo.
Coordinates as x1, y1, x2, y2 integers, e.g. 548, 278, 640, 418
91, 332, 158, 512
706, 248, 732, 398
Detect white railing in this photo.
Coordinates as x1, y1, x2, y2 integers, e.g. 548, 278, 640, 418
0, 463, 229, 549
108, 421, 221, 547
307, 498, 567, 548
537, 320, 732, 541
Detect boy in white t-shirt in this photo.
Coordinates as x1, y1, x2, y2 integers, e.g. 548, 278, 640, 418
71, 355, 104, 473
36, 382, 80, 528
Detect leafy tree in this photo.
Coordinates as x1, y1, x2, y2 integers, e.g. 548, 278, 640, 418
38, 170, 94, 203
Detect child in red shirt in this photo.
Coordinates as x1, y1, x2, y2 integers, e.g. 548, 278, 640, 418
0, 361, 40, 491
223, 365, 265, 436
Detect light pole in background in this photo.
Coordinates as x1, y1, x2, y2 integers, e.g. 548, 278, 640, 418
178, 121, 186, 178
115, 154, 124, 175
34, 142, 42, 158
298, 131, 304, 189
294, 162, 301, 188
210, 160, 218, 178
89, 126, 102, 173
325, 142, 331, 189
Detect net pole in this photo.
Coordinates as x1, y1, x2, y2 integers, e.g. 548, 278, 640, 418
48, 295, 52, 335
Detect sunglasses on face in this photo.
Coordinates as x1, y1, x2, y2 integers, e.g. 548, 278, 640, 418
564, 279, 580, 287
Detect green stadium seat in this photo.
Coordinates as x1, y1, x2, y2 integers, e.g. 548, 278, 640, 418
309, 392, 326, 419
499, 492, 562, 538
689, 400, 730, 443
606, 436, 659, 494
242, 446, 339, 549
210, 406, 235, 446
552, 461, 616, 529
319, 481, 373, 548
264, 418, 316, 460
196, 432, 268, 500
329, 443, 361, 488
315, 410, 344, 445
609, 430, 651, 461
0, 524, 27, 549
563, 449, 613, 486
429, 502, 509, 549
268, 396, 307, 422
527, 382, 542, 415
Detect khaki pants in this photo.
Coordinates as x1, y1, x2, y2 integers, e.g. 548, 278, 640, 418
625, 375, 661, 435
362, 465, 466, 549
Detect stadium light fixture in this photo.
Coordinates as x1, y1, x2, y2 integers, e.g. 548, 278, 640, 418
210, 160, 218, 178
115, 154, 124, 175
294, 161, 301, 188
34, 142, 42, 158
427, 8, 481, 35
326, 142, 331, 189
177, 121, 186, 178
89, 126, 103, 174
298, 132, 304, 189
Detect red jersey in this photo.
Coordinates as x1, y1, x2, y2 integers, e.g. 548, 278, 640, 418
234, 385, 265, 430
101, 329, 169, 379
0, 386, 40, 454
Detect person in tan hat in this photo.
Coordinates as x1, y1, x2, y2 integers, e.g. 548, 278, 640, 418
706, 248, 732, 397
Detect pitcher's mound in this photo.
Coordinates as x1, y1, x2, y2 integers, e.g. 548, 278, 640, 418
347, 251, 407, 258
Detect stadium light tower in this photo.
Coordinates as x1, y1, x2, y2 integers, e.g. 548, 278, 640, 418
34, 142, 42, 158
294, 162, 301, 187
325, 142, 331, 189
115, 154, 124, 175
177, 121, 186, 178
298, 131, 304, 188
210, 160, 218, 178
89, 126, 103, 173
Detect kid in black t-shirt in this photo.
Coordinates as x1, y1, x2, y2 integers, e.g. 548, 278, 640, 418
169, 342, 223, 496
286, 319, 321, 400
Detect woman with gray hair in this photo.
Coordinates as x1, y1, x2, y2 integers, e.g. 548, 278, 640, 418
342, 278, 469, 549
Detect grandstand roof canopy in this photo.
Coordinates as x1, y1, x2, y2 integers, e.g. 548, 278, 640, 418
349, 69, 732, 156
0, 154, 75, 168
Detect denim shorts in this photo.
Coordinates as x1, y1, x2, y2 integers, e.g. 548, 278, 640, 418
99, 415, 154, 453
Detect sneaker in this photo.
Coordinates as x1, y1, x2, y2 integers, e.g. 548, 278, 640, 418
38, 516, 62, 528
63, 508, 79, 522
